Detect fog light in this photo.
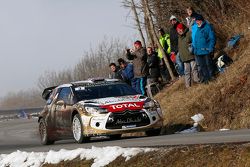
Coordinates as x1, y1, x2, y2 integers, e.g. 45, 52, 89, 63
152, 116, 156, 121
96, 122, 100, 127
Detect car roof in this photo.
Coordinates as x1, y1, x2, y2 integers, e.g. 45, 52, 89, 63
71, 78, 120, 86
42, 78, 121, 100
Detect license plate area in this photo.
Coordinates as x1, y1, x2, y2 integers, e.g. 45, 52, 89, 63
106, 111, 150, 129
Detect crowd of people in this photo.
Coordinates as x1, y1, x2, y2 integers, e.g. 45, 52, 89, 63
109, 7, 216, 95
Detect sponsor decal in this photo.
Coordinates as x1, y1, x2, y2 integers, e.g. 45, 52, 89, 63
122, 125, 136, 129
101, 102, 144, 112
91, 96, 141, 105
117, 117, 141, 124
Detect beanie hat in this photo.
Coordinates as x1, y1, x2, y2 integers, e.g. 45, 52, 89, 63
190, 12, 198, 18
176, 23, 184, 31
134, 40, 142, 46
169, 15, 177, 21
194, 14, 204, 21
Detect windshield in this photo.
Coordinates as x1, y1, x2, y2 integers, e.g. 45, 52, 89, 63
74, 83, 138, 101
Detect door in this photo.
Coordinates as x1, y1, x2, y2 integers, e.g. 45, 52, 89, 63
55, 87, 74, 135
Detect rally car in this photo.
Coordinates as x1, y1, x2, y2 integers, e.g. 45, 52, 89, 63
38, 78, 163, 145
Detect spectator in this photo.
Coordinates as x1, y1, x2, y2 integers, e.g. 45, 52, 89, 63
146, 47, 160, 85
190, 13, 202, 47
190, 13, 203, 80
176, 23, 199, 87
109, 63, 123, 80
186, 7, 196, 29
169, 15, 185, 76
126, 40, 148, 95
157, 28, 176, 82
158, 28, 171, 56
193, 14, 216, 83
117, 58, 134, 85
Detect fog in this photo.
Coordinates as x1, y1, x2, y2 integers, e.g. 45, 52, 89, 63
0, 0, 135, 97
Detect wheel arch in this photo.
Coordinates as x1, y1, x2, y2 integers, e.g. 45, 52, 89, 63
38, 116, 43, 123
71, 110, 80, 122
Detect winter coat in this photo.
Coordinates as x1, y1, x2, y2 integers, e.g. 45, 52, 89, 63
110, 66, 123, 80
126, 47, 149, 78
122, 63, 134, 81
170, 22, 180, 53
191, 22, 198, 48
158, 34, 171, 59
178, 29, 195, 62
193, 21, 216, 56
186, 17, 195, 30
147, 53, 160, 78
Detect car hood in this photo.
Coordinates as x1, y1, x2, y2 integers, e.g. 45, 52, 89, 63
77, 95, 148, 112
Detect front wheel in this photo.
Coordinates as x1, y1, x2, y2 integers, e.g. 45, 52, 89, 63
39, 118, 55, 145
145, 128, 161, 136
72, 114, 89, 143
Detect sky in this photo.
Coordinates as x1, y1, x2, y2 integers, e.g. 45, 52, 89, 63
0, 0, 136, 97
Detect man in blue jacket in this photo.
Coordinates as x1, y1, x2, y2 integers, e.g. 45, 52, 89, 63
118, 58, 134, 86
193, 14, 216, 83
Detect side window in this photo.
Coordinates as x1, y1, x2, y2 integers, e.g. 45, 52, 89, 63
46, 88, 58, 105
57, 87, 73, 104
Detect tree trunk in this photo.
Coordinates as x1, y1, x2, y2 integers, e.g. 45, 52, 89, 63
131, 0, 146, 47
218, 0, 225, 14
141, 0, 155, 47
143, 0, 175, 80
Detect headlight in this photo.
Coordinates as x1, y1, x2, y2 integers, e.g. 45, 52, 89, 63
85, 107, 108, 115
144, 100, 156, 109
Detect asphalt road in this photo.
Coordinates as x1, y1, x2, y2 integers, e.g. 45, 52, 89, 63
1, 119, 250, 154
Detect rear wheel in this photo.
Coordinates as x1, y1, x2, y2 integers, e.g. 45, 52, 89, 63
72, 114, 89, 143
145, 128, 161, 136
39, 118, 55, 145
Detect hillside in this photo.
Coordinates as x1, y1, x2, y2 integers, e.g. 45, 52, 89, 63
156, 36, 250, 132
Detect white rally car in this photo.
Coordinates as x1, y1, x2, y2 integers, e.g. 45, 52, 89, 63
38, 78, 163, 145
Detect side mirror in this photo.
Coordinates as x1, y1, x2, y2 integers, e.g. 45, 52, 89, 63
56, 100, 65, 107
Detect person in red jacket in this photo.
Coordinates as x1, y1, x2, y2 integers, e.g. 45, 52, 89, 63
169, 15, 185, 76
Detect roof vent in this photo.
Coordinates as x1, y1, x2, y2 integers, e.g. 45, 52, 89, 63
89, 78, 105, 82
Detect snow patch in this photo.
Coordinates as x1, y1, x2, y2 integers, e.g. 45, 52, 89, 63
0, 146, 155, 167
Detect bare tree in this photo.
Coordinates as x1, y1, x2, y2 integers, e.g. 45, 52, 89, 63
37, 69, 73, 91
122, 0, 146, 46
0, 88, 43, 110
73, 37, 127, 81
142, 0, 175, 80
130, 0, 146, 46
141, 0, 155, 46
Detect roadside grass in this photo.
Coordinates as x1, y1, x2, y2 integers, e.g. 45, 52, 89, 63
43, 158, 93, 167
155, 36, 250, 132
107, 143, 250, 167
42, 143, 250, 167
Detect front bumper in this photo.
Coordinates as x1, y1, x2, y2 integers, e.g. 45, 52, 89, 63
80, 108, 163, 136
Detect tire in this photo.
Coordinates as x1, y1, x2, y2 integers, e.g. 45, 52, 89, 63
145, 128, 161, 136
109, 134, 122, 140
72, 114, 89, 143
39, 118, 55, 145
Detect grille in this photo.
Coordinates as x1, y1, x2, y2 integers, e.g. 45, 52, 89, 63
105, 110, 150, 129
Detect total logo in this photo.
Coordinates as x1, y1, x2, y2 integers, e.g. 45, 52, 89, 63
101, 102, 144, 112
110, 103, 141, 110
